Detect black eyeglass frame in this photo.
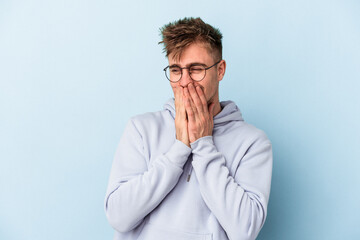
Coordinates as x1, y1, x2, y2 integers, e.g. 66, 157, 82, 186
163, 60, 222, 83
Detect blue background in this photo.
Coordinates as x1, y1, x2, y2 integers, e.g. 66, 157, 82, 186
1, 0, 359, 239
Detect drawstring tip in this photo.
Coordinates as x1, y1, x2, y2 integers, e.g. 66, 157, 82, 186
187, 163, 193, 182
187, 174, 191, 182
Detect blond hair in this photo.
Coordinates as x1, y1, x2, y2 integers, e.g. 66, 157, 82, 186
159, 17, 223, 61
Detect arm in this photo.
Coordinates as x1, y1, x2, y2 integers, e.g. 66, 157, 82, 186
191, 136, 273, 240
183, 84, 272, 239
104, 119, 191, 233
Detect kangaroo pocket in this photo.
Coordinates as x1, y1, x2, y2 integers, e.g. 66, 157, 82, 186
137, 222, 213, 240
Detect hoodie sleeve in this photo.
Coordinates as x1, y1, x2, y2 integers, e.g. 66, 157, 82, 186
191, 135, 273, 240
104, 118, 191, 233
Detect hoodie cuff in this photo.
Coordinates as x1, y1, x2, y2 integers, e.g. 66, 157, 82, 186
190, 136, 217, 157
165, 140, 192, 168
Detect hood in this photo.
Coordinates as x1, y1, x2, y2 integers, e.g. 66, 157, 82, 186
163, 98, 243, 127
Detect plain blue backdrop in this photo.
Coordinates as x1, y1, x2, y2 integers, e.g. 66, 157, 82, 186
1, 0, 359, 239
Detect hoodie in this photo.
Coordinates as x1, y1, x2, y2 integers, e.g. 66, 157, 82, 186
105, 99, 273, 240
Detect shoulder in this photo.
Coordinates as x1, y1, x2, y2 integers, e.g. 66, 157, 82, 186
128, 109, 173, 134
242, 122, 271, 144
130, 109, 171, 125
223, 120, 271, 150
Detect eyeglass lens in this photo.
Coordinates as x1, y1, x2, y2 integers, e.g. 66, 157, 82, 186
165, 65, 206, 82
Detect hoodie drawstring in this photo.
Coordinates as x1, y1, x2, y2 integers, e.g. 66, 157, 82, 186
187, 165, 193, 182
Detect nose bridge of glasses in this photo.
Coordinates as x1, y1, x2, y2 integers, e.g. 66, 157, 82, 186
181, 66, 192, 76
179, 67, 193, 85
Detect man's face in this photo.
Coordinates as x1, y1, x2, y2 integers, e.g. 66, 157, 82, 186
168, 42, 225, 105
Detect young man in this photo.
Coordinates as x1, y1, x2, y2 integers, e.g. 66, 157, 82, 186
105, 17, 273, 240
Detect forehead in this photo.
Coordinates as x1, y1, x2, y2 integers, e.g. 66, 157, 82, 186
168, 42, 214, 65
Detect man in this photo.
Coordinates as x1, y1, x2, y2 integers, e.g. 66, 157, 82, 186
105, 17, 273, 240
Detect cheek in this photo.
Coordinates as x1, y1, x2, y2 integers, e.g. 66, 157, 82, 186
204, 83, 217, 101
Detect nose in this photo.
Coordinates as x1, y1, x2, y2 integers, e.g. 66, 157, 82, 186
179, 68, 193, 87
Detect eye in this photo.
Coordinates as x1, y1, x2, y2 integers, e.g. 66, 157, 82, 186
170, 67, 181, 74
190, 66, 204, 73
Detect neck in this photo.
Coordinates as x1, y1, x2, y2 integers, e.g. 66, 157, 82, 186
212, 101, 222, 116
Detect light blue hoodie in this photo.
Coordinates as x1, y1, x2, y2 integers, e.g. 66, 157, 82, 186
105, 99, 273, 240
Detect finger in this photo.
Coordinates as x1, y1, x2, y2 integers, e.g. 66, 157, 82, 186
174, 87, 186, 119
184, 87, 195, 112
188, 83, 204, 114
208, 102, 216, 118
174, 86, 180, 109
195, 85, 208, 114
184, 88, 196, 123
178, 87, 186, 118
175, 86, 182, 101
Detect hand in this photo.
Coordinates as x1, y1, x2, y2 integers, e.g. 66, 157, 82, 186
184, 83, 215, 143
174, 86, 190, 147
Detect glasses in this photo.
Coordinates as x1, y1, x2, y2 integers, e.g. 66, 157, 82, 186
163, 60, 222, 82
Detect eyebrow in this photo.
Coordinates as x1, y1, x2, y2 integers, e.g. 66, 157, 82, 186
169, 62, 208, 68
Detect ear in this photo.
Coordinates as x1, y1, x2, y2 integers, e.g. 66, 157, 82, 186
217, 60, 226, 82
